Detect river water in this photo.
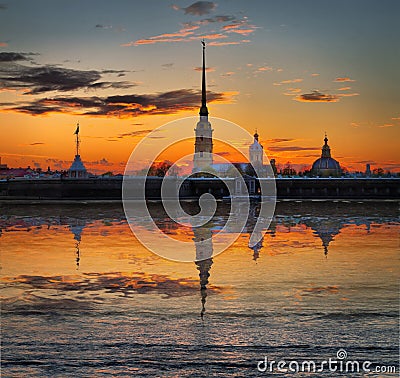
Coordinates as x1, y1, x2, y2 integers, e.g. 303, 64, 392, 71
1, 201, 399, 377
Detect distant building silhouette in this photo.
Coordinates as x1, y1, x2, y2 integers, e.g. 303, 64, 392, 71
0, 157, 7, 170
365, 163, 371, 177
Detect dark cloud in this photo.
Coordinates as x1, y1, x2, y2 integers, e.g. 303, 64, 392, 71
29, 142, 45, 146
88, 81, 135, 90
268, 146, 319, 152
180, 15, 236, 31
161, 63, 174, 69
9, 104, 62, 115
101, 69, 128, 75
355, 160, 377, 165
267, 138, 295, 143
3, 89, 232, 117
91, 158, 112, 166
0, 52, 37, 62
295, 90, 339, 103
183, 1, 216, 15
0, 4, 7, 10
185, 15, 235, 26
193, 66, 214, 72
382, 163, 400, 170
117, 129, 152, 138
0, 61, 135, 94
63, 59, 81, 64
95, 24, 112, 29
203, 15, 235, 23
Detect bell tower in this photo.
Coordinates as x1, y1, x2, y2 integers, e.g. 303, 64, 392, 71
193, 40, 213, 172
249, 130, 263, 168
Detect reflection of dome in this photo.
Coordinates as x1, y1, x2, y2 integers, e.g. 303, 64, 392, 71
305, 217, 343, 257
312, 134, 341, 177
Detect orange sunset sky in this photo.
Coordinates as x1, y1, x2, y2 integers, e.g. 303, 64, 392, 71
1, 0, 399, 174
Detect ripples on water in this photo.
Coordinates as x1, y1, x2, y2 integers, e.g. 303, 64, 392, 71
1, 202, 399, 377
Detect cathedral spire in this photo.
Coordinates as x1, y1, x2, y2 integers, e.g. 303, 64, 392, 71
199, 40, 208, 116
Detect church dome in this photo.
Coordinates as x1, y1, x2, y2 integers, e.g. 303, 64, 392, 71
312, 157, 341, 171
311, 134, 341, 177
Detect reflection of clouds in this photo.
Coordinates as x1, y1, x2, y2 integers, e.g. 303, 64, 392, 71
287, 286, 340, 304
1, 272, 225, 299
2, 293, 95, 314
299, 285, 339, 295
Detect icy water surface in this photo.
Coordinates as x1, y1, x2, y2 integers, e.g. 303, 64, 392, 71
1, 202, 399, 377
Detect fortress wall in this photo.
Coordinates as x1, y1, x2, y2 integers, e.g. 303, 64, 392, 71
0, 177, 399, 201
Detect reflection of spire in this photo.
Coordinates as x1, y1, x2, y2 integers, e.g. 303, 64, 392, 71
75, 241, 80, 269
192, 222, 213, 320
323, 244, 328, 258
197, 257, 213, 320
69, 221, 86, 270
